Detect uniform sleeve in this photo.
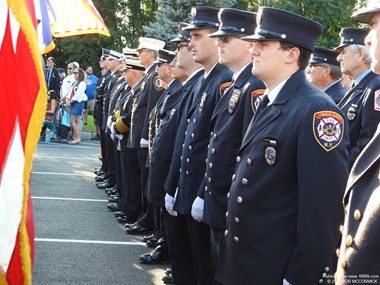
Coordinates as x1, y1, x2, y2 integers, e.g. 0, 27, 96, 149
349, 88, 380, 167
285, 104, 350, 284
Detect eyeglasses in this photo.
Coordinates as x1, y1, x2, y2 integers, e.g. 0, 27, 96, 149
74, 72, 79, 74
308, 64, 327, 69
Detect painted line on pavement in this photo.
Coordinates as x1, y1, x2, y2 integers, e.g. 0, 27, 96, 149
32, 171, 94, 176
34, 155, 98, 160
35, 238, 145, 246
32, 196, 107, 202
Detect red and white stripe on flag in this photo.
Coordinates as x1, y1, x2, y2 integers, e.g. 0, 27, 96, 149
50, 0, 110, 38
0, 0, 46, 284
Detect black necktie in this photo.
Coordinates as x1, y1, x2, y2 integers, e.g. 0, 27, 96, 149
257, 94, 269, 115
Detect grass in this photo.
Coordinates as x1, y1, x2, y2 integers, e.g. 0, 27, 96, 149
82, 115, 97, 132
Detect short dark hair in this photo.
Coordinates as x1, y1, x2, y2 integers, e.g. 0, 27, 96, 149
279, 42, 311, 70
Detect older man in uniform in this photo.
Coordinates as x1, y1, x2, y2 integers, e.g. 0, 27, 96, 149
307, 47, 346, 103
195, 8, 265, 268
109, 59, 145, 223
334, 3, 380, 284
336, 27, 380, 168
125, 37, 166, 234
164, 6, 232, 285
215, 7, 350, 285
139, 49, 181, 264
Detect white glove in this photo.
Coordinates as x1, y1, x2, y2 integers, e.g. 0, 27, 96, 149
107, 115, 113, 129
191, 196, 204, 222
110, 123, 123, 141
140, 138, 149, 148
165, 193, 178, 217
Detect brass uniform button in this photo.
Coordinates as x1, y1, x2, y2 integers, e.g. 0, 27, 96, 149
346, 235, 353, 247
234, 236, 239, 243
242, 178, 248, 185
234, 217, 240, 223
227, 192, 230, 199
232, 174, 236, 181
237, 196, 243, 203
225, 211, 228, 218
224, 230, 228, 236
247, 159, 252, 165
236, 156, 241, 163
354, 209, 361, 221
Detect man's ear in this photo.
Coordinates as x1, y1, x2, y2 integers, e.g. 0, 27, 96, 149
285, 47, 300, 64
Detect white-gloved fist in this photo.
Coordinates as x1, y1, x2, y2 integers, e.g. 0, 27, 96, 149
191, 196, 204, 222
107, 116, 113, 129
140, 138, 149, 148
165, 193, 178, 217
110, 123, 123, 141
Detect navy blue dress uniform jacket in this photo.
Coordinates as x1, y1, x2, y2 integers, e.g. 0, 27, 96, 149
147, 71, 204, 206
200, 64, 266, 229
115, 80, 144, 152
147, 79, 182, 162
163, 70, 205, 197
325, 80, 346, 104
127, 64, 164, 149
335, 125, 380, 284
101, 73, 123, 130
94, 70, 111, 125
215, 70, 350, 285
173, 63, 232, 215
338, 71, 380, 168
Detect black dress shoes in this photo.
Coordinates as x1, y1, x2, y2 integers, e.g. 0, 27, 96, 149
126, 224, 153, 235
114, 211, 125, 217
139, 245, 170, 264
125, 222, 137, 229
105, 187, 118, 196
96, 178, 110, 186
108, 196, 119, 203
95, 176, 107, 182
97, 181, 115, 189
143, 234, 154, 243
107, 202, 120, 211
146, 238, 163, 248
162, 273, 174, 284
117, 215, 136, 224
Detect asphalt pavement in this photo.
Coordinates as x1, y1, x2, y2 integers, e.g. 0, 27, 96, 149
31, 134, 168, 285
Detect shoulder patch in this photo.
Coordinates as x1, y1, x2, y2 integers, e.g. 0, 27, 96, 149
154, 76, 164, 91
251, 89, 266, 112
313, 111, 344, 152
375, 89, 380, 111
219, 82, 232, 97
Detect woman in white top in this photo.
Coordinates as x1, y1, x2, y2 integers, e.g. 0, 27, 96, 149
66, 68, 87, 144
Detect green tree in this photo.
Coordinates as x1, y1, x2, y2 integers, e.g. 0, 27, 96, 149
143, 0, 237, 50
247, 0, 365, 48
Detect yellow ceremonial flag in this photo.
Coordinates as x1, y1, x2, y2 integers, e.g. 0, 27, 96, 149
49, 0, 110, 38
